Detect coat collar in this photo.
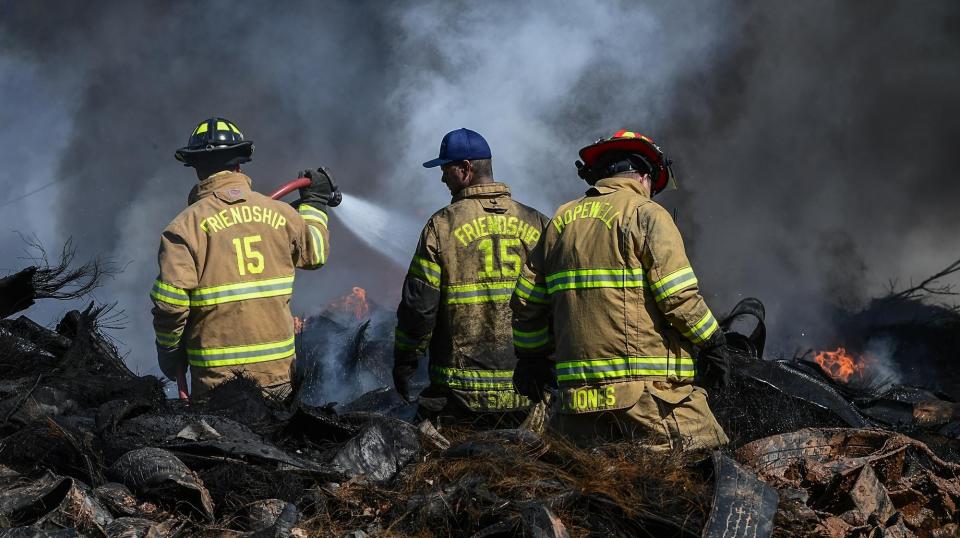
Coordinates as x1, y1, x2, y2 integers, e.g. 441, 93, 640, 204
586, 176, 650, 198
189, 171, 253, 205
452, 181, 511, 202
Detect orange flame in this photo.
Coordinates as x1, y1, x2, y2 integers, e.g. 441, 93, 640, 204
814, 346, 868, 384
327, 286, 370, 321
293, 315, 304, 334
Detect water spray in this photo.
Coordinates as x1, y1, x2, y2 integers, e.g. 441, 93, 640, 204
271, 178, 419, 266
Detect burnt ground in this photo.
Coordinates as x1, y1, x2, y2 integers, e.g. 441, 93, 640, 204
0, 262, 959, 537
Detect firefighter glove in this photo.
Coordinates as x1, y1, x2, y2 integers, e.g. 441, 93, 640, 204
157, 345, 187, 382
697, 331, 732, 389
393, 356, 419, 402
513, 356, 554, 404
297, 167, 340, 207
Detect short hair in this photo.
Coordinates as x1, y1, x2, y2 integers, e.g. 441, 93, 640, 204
470, 158, 493, 179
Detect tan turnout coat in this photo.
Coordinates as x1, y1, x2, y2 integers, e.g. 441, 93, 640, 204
395, 182, 548, 412
151, 171, 329, 396
511, 176, 727, 450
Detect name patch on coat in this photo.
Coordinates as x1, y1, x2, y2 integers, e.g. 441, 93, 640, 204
200, 205, 286, 234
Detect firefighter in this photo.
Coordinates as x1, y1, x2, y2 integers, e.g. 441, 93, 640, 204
151, 117, 338, 398
393, 128, 549, 425
510, 130, 730, 451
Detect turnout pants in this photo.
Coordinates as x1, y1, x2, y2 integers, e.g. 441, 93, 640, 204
190, 356, 293, 399
554, 381, 728, 452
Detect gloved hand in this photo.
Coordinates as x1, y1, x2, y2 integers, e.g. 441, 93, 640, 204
157, 345, 186, 382
297, 167, 340, 207
513, 356, 555, 403
697, 331, 732, 389
392, 356, 419, 402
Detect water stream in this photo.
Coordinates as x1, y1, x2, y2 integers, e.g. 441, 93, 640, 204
332, 193, 420, 266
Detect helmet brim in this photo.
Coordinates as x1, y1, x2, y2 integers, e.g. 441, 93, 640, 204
579, 136, 677, 195
578, 138, 659, 167
175, 140, 253, 163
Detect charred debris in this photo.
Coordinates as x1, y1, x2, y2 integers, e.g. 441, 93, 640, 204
0, 250, 958, 537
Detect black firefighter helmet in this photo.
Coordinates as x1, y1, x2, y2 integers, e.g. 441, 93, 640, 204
175, 117, 254, 167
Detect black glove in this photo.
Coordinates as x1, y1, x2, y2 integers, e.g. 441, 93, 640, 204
513, 356, 555, 403
392, 356, 419, 402
297, 167, 340, 207
157, 345, 186, 382
697, 331, 732, 389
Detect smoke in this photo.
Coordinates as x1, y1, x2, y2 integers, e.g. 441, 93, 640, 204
860, 336, 903, 393
2, 1, 959, 387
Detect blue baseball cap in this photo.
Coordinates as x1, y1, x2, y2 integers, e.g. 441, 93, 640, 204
422, 128, 492, 168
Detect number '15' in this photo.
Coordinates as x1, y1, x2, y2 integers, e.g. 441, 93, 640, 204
232, 235, 264, 276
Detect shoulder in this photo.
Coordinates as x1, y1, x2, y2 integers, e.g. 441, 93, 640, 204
247, 191, 299, 217
636, 198, 669, 221
428, 200, 467, 228
508, 198, 549, 224
552, 196, 586, 220
164, 202, 206, 237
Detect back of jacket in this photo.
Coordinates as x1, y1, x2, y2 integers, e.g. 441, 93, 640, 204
151, 171, 329, 393
396, 183, 548, 411
511, 177, 719, 414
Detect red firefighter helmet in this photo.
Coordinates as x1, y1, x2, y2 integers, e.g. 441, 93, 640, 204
577, 130, 676, 194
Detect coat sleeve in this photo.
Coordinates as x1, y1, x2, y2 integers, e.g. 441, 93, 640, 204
394, 219, 442, 363
639, 205, 719, 346
150, 223, 197, 380
510, 214, 553, 359
291, 202, 331, 269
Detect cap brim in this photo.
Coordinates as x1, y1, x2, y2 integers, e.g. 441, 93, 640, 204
422, 157, 454, 168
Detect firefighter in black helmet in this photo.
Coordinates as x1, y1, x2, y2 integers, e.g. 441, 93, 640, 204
174, 117, 255, 179
152, 117, 338, 398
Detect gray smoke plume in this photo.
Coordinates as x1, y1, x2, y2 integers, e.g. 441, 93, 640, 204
1, 1, 959, 388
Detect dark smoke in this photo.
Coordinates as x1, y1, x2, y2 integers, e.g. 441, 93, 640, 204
1, 1, 958, 390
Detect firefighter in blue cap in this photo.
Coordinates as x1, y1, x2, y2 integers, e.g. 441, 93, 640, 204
392, 128, 548, 426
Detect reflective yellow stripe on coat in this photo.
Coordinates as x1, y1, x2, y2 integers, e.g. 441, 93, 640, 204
545, 267, 645, 294
190, 275, 294, 306
409, 255, 441, 287
151, 280, 189, 306
187, 335, 296, 368
430, 365, 516, 391
555, 356, 695, 385
443, 281, 515, 304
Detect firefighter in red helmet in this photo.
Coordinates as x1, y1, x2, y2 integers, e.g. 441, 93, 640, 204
511, 130, 730, 451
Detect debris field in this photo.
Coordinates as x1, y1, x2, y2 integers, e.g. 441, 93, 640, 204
0, 254, 958, 537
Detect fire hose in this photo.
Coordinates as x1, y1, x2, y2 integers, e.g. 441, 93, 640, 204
176, 176, 337, 400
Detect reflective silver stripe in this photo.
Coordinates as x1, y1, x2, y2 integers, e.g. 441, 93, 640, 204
514, 276, 549, 304
308, 225, 326, 265
555, 356, 695, 384
430, 365, 515, 391
190, 276, 294, 305
513, 326, 551, 349
150, 280, 190, 306
545, 268, 645, 293
299, 204, 328, 226
682, 310, 719, 344
187, 336, 296, 367
650, 267, 697, 302
444, 282, 515, 304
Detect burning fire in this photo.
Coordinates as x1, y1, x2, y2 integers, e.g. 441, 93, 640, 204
326, 286, 370, 321
814, 346, 868, 384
